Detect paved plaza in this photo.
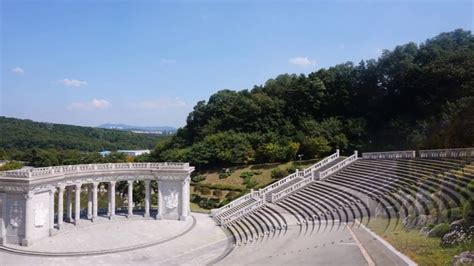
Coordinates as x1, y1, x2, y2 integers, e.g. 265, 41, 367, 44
0, 210, 408, 265
0, 213, 231, 265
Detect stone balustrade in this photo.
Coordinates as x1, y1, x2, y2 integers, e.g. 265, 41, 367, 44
221, 199, 265, 226
362, 150, 416, 159
318, 151, 358, 180
212, 150, 340, 219
303, 150, 339, 176
2, 162, 191, 179
419, 148, 474, 158
271, 175, 314, 203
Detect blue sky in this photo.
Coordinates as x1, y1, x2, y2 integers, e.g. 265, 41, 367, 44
1, 0, 473, 128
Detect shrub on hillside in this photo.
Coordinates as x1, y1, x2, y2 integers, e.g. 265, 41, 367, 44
271, 168, 289, 179
200, 187, 211, 195
463, 200, 474, 226
191, 174, 206, 183
218, 168, 233, 179
0, 161, 23, 171
213, 189, 223, 198
429, 223, 450, 237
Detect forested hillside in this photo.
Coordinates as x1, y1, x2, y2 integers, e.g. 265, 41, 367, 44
153, 29, 474, 167
0, 117, 166, 166
0, 117, 162, 151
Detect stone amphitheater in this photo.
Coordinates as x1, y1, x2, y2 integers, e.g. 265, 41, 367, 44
0, 147, 473, 265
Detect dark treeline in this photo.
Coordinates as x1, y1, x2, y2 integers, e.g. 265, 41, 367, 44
0, 117, 166, 166
153, 29, 474, 168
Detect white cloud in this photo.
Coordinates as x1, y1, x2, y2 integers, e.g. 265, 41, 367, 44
160, 58, 177, 65
58, 78, 88, 87
11, 67, 24, 75
288, 56, 315, 67
131, 97, 187, 110
68, 98, 110, 111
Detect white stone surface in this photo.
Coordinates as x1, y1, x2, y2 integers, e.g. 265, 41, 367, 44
0, 213, 230, 265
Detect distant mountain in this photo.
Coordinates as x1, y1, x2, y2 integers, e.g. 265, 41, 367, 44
98, 124, 177, 135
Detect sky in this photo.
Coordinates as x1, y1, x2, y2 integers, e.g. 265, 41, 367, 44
1, 0, 473, 128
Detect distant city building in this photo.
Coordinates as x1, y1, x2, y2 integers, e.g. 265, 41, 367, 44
117, 149, 151, 157
100, 151, 112, 157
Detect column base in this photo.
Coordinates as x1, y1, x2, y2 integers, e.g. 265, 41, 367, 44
87, 215, 92, 220
108, 215, 115, 220
91, 217, 97, 222
57, 223, 63, 230
74, 220, 79, 226
20, 238, 31, 247
127, 214, 133, 218
156, 214, 163, 220
179, 215, 189, 221
144, 213, 150, 218
49, 228, 56, 236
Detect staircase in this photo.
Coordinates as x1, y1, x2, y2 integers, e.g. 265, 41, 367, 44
212, 150, 360, 226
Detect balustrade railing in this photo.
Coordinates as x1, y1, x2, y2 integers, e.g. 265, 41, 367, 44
213, 150, 340, 219
2, 162, 192, 178
362, 150, 416, 159
303, 149, 340, 176
221, 199, 265, 226
319, 151, 358, 180
271, 175, 314, 203
419, 148, 474, 158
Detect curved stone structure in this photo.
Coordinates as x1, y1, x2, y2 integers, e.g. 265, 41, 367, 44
0, 162, 194, 246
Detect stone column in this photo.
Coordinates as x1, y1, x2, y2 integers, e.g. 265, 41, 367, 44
57, 186, 64, 229
108, 181, 116, 219
49, 188, 55, 236
66, 187, 73, 222
156, 181, 163, 220
179, 177, 190, 221
92, 182, 98, 221
74, 184, 82, 225
144, 180, 151, 218
127, 180, 133, 217
87, 184, 93, 219
21, 193, 33, 246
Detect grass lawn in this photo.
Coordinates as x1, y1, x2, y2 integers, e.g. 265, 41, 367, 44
364, 217, 474, 266
198, 158, 322, 190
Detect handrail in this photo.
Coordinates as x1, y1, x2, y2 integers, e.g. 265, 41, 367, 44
319, 151, 358, 180
271, 175, 314, 203
303, 149, 340, 176
212, 150, 340, 218
419, 148, 474, 158
2, 162, 192, 178
362, 150, 416, 159
221, 199, 265, 226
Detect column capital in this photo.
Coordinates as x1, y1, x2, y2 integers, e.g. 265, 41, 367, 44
127, 180, 134, 184
75, 183, 82, 189
49, 188, 56, 195
58, 185, 66, 192
24, 192, 34, 200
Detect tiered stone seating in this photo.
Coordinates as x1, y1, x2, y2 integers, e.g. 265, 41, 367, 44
224, 206, 288, 246
222, 155, 473, 248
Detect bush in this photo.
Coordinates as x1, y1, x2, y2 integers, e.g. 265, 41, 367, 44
225, 191, 240, 200
218, 168, 233, 179
200, 187, 211, 195
213, 189, 223, 198
463, 199, 474, 226
0, 161, 23, 171
441, 208, 463, 223
191, 174, 206, 183
429, 223, 450, 237
286, 163, 298, 174
271, 168, 289, 179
